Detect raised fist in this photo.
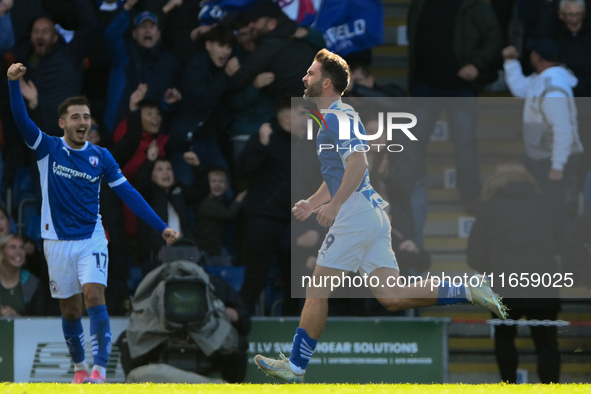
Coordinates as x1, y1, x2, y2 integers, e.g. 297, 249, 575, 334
502, 46, 519, 61
7, 63, 26, 81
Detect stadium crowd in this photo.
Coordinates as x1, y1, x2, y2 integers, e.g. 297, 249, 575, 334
1, 0, 590, 385
0, 0, 590, 360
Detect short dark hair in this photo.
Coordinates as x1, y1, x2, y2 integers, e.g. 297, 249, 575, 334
154, 156, 170, 165
207, 165, 228, 179
203, 24, 237, 47
138, 99, 159, 111
276, 97, 292, 113
314, 49, 350, 95
348, 61, 371, 78
221, 11, 248, 30
29, 15, 55, 33
57, 96, 90, 118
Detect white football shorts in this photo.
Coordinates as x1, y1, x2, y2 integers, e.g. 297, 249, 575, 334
44, 234, 109, 299
316, 192, 399, 274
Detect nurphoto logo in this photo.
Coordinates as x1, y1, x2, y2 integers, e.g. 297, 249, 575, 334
304, 108, 418, 153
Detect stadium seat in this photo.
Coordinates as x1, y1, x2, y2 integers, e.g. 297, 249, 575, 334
203, 265, 245, 292
8, 217, 17, 233
13, 166, 33, 208
26, 214, 42, 249
12, 166, 38, 234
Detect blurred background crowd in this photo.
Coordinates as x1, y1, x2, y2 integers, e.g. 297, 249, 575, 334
0, 0, 589, 333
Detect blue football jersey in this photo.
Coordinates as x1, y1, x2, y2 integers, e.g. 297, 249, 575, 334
31, 134, 126, 240
316, 100, 387, 211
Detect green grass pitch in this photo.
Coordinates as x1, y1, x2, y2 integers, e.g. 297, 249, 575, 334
1, 383, 590, 394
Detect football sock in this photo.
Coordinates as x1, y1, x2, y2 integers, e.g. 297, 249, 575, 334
88, 305, 111, 369
436, 281, 468, 306
92, 365, 106, 376
289, 327, 318, 373
62, 316, 85, 364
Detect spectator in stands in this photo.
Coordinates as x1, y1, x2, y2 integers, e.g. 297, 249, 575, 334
503, 40, 582, 257
236, 99, 291, 315
490, 0, 517, 47
112, 83, 184, 238
114, 83, 171, 184
467, 163, 561, 384
346, 62, 405, 98
83, 0, 125, 135
0, 233, 51, 316
0, 206, 13, 237
6, 0, 42, 47
144, 0, 203, 60
491, 0, 559, 74
167, 24, 239, 186
8, 0, 98, 137
554, 0, 591, 96
104, 84, 174, 288
544, 0, 591, 193
0, 0, 15, 55
406, 0, 504, 231
103, 0, 182, 134
228, 1, 322, 101
194, 167, 246, 266
0, 206, 48, 299
135, 154, 204, 276
2, 0, 98, 213
226, 15, 277, 158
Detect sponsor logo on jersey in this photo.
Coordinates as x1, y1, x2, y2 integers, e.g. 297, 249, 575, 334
53, 162, 100, 182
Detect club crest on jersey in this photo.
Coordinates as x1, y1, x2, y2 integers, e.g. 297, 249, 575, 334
89, 156, 99, 167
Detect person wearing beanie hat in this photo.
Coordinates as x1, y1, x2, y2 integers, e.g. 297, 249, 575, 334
227, 0, 323, 100
133, 11, 158, 28
242, 0, 284, 23
103, 0, 182, 134
526, 37, 560, 63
